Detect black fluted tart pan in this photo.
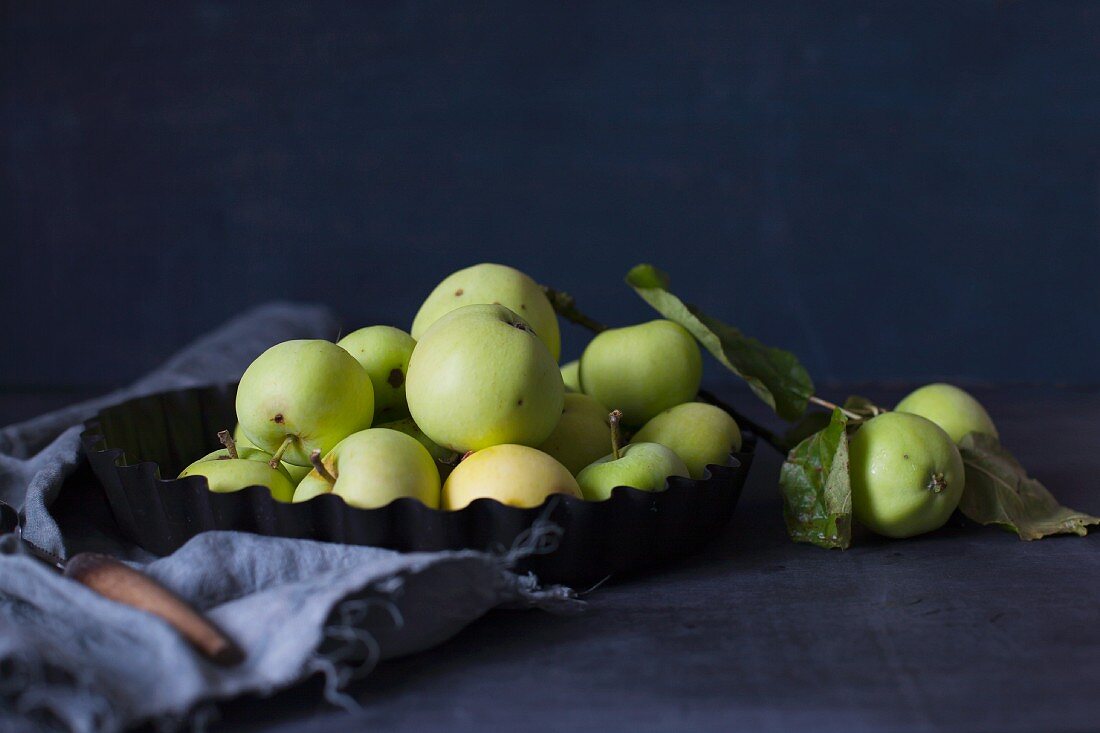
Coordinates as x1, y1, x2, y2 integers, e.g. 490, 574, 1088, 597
80, 383, 754, 586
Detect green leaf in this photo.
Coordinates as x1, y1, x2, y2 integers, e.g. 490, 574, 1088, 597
778, 409, 852, 548
783, 411, 833, 449
625, 264, 814, 421
958, 433, 1100, 540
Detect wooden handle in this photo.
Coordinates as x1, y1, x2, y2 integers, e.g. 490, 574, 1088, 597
64, 553, 245, 666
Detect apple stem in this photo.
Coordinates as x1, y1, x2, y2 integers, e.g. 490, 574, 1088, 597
309, 449, 337, 484
541, 285, 609, 333
217, 430, 238, 459
809, 395, 863, 421
269, 434, 294, 469
609, 410, 624, 460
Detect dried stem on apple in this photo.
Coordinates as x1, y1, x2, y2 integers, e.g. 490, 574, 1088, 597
309, 449, 337, 484
541, 285, 609, 334
609, 410, 624, 460
217, 430, 238, 459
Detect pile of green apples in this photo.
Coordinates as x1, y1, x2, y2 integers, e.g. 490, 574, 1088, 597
178, 263, 744, 511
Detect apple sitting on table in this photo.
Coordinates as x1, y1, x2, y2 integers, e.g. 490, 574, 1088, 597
442, 444, 581, 510
236, 340, 375, 467
576, 410, 690, 501
632, 402, 742, 479
411, 262, 561, 361
536, 393, 612, 476
179, 431, 296, 501
848, 412, 965, 538
405, 304, 564, 452
293, 428, 441, 509
579, 319, 702, 426
894, 383, 999, 444
337, 325, 417, 422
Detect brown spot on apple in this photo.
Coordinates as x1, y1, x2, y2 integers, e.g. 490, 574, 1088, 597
454, 288, 464, 296
387, 368, 404, 388
273, 413, 285, 424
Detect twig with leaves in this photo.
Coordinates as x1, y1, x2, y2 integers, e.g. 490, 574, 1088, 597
545, 264, 1097, 548
541, 284, 789, 452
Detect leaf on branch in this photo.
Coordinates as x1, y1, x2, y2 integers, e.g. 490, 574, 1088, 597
785, 394, 886, 446
958, 433, 1100, 540
778, 409, 852, 549
625, 264, 814, 421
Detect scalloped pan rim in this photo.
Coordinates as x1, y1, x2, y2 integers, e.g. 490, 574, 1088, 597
80, 383, 755, 585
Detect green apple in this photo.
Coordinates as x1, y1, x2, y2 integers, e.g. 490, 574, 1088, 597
178, 449, 296, 503
293, 428, 441, 509
405, 304, 564, 452
291, 474, 332, 503
236, 340, 375, 467
233, 423, 258, 451
282, 462, 311, 484
376, 417, 460, 481
632, 402, 742, 479
442, 444, 581, 510
536, 393, 612, 475
895, 383, 999, 444
560, 360, 581, 392
579, 320, 702, 425
849, 412, 965, 538
577, 443, 689, 501
233, 423, 309, 483
337, 326, 417, 422
576, 410, 690, 500
411, 263, 561, 361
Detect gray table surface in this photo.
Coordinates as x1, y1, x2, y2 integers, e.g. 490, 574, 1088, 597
5, 385, 1099, 733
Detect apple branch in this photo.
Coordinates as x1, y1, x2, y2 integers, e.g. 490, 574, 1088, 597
808, 395, 862, 421
541, 285, 609, 334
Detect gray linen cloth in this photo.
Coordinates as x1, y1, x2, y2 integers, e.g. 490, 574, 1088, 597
0, 303, 578, 733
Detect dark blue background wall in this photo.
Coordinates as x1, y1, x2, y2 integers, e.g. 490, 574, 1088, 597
3, 1, 1098, 390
